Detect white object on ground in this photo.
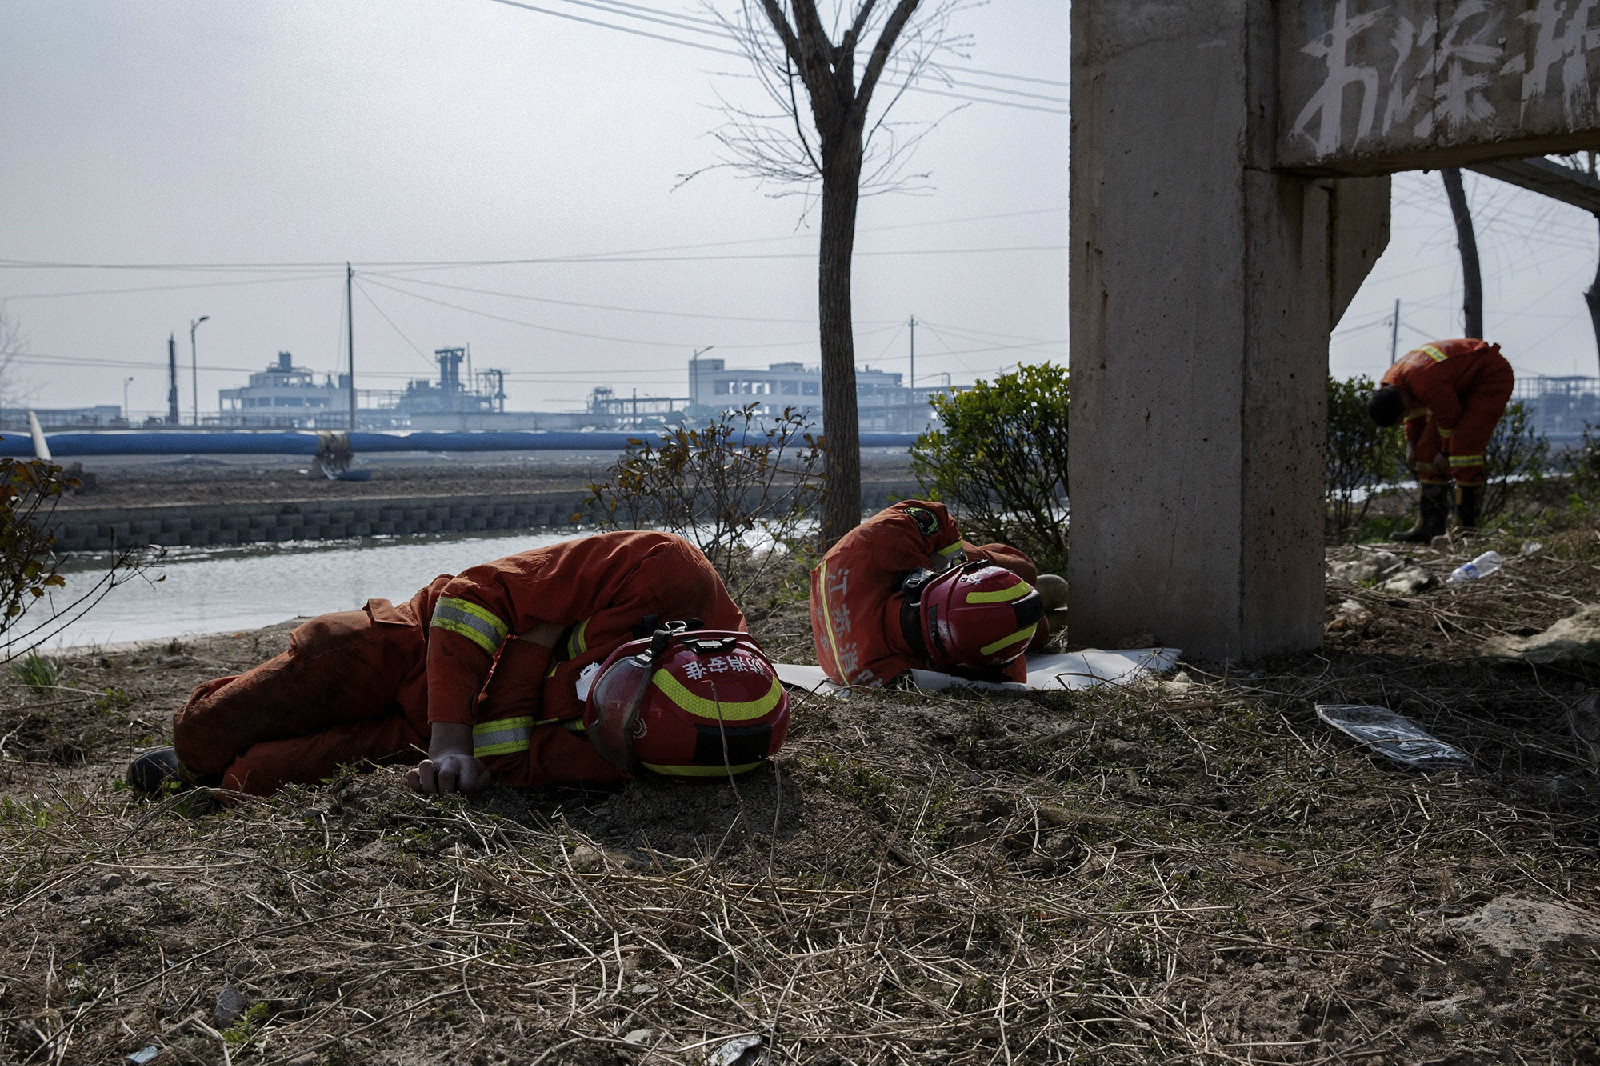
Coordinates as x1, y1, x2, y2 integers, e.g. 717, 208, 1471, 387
1447, 550, 1503, 585
774, 647, 1181, 697
1382, 565, 1436, 595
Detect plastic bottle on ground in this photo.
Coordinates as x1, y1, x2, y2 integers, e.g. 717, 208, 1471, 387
1447, 550, 1503, 585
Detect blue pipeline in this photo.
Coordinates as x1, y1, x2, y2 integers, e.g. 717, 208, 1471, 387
0, 429, 919, 458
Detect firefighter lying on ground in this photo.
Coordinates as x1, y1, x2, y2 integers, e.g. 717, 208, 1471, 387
1367, 338, 1515, 543
810, 500, 1067, 688
127, 531, 789, 797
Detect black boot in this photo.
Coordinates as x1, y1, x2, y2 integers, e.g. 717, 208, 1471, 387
1391, 483, 1450, 543
127, 746, 192, 793
1456, 483, 1482, 532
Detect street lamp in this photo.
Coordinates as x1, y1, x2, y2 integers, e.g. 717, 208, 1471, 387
690, 345, 715, 411
189, 316, 209, 428
123, 377, 134, 425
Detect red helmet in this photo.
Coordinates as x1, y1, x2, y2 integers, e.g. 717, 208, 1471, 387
901, 562, 1044, 672
583, 627, 789, 778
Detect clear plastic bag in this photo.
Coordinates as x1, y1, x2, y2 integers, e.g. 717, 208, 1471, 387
1315, 703, 1473, 771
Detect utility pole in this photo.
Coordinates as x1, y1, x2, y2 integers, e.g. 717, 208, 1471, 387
908, 315, 916, 391
346, 263, 356, 430
189, 315, 209, 428
166, 334, 179, 425
1389, 298, 1401, 364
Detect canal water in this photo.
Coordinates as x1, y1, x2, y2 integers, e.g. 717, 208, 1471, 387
43, 531, 575, 650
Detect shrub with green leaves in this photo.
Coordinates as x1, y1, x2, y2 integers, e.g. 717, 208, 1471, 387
910, 363, 1069, 571
1325, 374, 1404, 541
1483, 399, 1549, 520
0, 457, 151, 660
583, 403, 824, 596
1564, 422, 1600, 490
0, 458, 73, 625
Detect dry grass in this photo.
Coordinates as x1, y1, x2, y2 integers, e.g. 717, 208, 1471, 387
0, 530, 1596, 1065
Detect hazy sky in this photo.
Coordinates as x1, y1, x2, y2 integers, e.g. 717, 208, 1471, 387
1, 2, 1595, 419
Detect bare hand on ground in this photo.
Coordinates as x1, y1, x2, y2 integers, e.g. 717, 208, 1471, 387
408, 751, 489, 795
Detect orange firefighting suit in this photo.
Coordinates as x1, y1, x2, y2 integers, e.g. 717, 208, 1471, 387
1381, 339, 1515, 487
809, 500, 1039, 688
173, 531, 745, 795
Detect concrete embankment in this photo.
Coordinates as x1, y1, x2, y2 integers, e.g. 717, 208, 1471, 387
46, 481, 919, 552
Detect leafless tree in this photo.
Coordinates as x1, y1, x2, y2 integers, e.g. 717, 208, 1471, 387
1553, 152, 1600, 374
1441, 168, 1484, 340
0, 305, 28, 429
708, 0, 959, 545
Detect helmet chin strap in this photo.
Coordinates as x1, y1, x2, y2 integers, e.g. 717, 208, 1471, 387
595, 623, 686, 772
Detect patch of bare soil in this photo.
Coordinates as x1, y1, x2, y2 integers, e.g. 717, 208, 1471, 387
0, 530, 1595, 1065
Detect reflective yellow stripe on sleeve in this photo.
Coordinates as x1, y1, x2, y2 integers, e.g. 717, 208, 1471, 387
431, 597, 510, 656
937, 542, 964, 556
472, 716, 534, 757
566, 618, 590, 659
1420, 344, 1447, 363
815, 560, 845, 674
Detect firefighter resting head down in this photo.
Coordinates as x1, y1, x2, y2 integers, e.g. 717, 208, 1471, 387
810, 501, 1063, 688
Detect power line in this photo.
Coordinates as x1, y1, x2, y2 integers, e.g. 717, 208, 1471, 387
353, 280, 439, 369
0, 239, 1066, 277
0, 271, 347, 301
363, 271, 872, 326
361, 273, 901, 351
486, 0, 1067, 114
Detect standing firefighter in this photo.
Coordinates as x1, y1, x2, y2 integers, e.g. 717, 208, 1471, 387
128, 531, 788, 797
810, 500, 1067, 688
1368, 339, 1515, 542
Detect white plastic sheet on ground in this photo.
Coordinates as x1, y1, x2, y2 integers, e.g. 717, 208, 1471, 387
774, 648, 1182, 697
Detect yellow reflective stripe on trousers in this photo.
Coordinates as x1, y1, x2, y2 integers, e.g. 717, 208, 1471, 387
980, 623, 1037, 657
965, 581, 1031, 605
472, 716, 534, 757
1449, 454, 1484, 465
652, 672, 784, 722
431, 597, 509, 656
1420, 344, 1447, 363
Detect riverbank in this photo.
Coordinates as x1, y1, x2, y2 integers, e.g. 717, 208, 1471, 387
44, 451, 919, 551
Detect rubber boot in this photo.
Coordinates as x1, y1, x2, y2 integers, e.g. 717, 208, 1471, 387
1455, 483, 1483, 533
1391, 483, 1450, 543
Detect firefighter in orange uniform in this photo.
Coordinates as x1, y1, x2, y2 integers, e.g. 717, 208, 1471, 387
1368, 339, 1515, 542
810, 500, 1062, 688
129, 531, 788, 796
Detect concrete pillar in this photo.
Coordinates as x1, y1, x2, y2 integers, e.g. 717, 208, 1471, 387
1068, 1, 1389, 660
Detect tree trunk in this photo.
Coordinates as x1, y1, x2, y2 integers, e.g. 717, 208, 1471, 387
817, 134, 864, 546
1587, 214, 1600, 377
1442, 168, 1484, 339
